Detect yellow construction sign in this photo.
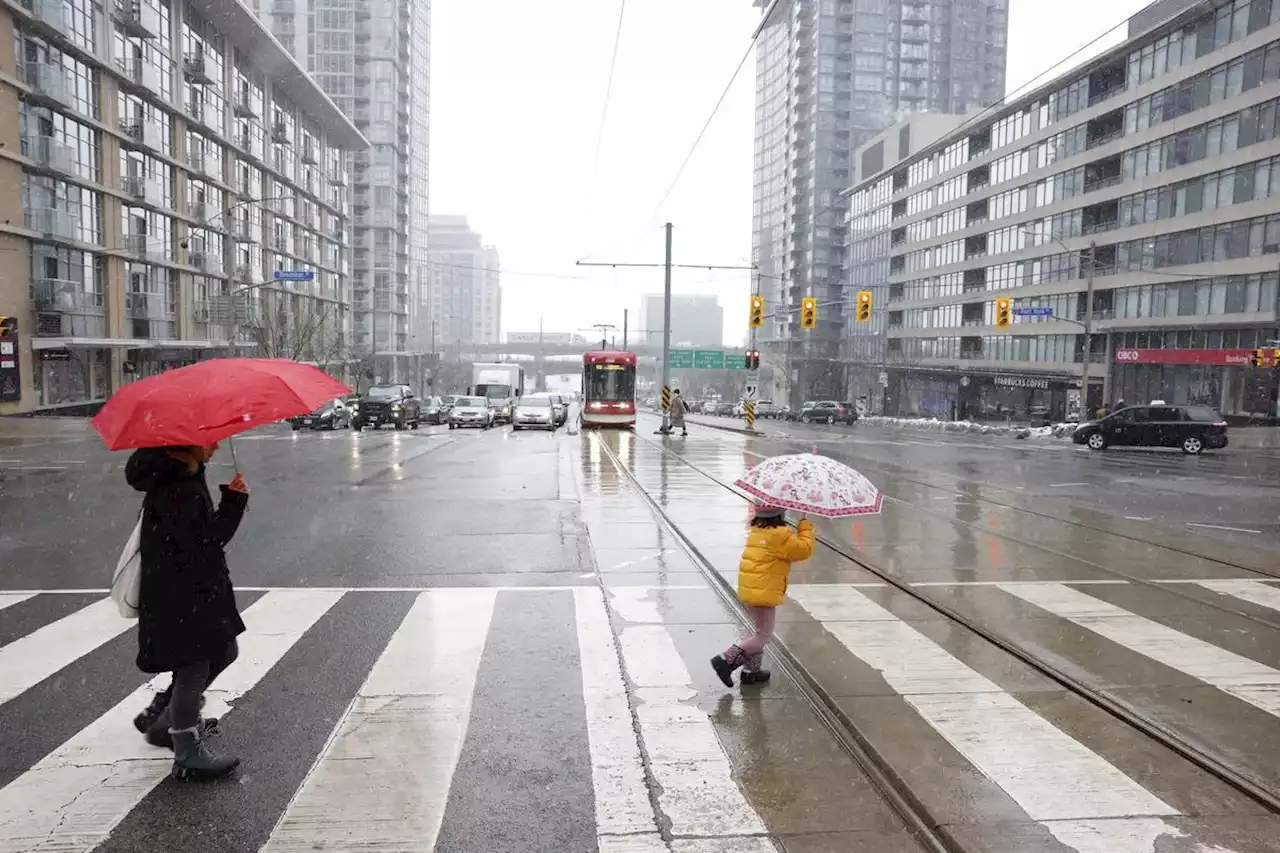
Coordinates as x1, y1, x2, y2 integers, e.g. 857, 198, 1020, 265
661, 385, 672, 411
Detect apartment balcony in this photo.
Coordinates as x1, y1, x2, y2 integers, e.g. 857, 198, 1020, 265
112, 0, 160, 38
188, 251, 223, 275
183, 52, 213, 84
114, 56, 162, 96
32, 281, 106, 337
233, 93, 257, 119
190, 200, 212, 222
119, 117, 164, 152
236, 180, 253, 201
24, 133, 74, 175
124, 233, 167, 261
185, 99, 204, 125
270, 122, 291, 144
300, 144, 318, 165
23, 60, 70, 108
27, 0, 70, 38
122, 174, 164, 205
271, 233, 289, 252
187, 147, 214, 179
126, 293, 177, 339
25, 207, 79, 240
234, 220, 258, 243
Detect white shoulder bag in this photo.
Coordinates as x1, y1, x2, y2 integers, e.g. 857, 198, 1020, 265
110, 511, 143, 619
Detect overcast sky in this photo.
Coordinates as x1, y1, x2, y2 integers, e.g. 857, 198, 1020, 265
428, 0, 1153, 346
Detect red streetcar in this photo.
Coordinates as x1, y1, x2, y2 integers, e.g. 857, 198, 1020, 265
581, 351, 637, 428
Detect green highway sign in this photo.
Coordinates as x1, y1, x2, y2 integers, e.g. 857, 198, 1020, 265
693, 349, 725, 370
667, 349, 694, 368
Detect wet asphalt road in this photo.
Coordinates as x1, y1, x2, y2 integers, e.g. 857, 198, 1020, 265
3, 415, 1280, 851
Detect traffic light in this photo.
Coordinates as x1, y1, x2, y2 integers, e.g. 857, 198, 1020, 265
1252, 348, 1267, 367
800, 297, 817, 330
856, 290, 872, 322
743, 349, 760, 370
994, 297, 1012, 328
0, 315, 13, 336
749, 294, 765, 328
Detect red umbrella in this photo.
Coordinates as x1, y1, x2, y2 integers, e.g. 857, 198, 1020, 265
92, 358, 350, 451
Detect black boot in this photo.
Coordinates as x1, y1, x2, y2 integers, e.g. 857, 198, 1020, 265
132, 690, 170, 734
170, 726, 239, 781
146, 707, 219, 750
711, 646, 746, 688
740, 669, 772, 685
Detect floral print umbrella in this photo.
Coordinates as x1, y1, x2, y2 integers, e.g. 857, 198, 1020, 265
734, 452, 883, 517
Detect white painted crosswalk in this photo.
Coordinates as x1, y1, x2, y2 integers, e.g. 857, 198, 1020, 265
0, 583, 1278, 853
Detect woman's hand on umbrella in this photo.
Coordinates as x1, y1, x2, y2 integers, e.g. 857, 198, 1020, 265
227, 473, 249, 495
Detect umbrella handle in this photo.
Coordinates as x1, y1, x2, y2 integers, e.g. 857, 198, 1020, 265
227, 435, 240, 473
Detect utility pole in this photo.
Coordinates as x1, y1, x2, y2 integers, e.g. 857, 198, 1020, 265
622, 309, 628, 351
660, 222, 673, 432
575, 223, 755, 435
1082, 240, 1097, 415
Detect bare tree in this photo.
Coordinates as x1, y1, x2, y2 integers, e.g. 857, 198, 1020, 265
246, 292, 347, 377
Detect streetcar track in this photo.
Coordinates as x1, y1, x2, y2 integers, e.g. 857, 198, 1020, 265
590, 431, 961, 853
618, 429, 1280, 820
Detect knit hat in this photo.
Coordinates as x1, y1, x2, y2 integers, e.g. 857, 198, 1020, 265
753, 505, 785, 519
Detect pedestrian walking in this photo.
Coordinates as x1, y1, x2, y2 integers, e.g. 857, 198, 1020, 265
711, 505, 815, 686
669, 389, 689, 436
125, 443, 249, 781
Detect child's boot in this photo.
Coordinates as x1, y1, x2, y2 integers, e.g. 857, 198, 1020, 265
740, 653, 771, 685
146, 701, 219, 750
711, 645, 747, 687
170, 726, 239, 781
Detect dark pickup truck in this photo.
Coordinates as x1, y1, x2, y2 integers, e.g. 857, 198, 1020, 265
352, 384, 422, 431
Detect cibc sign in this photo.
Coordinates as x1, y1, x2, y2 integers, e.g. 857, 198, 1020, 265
1113, 348, 1259, 366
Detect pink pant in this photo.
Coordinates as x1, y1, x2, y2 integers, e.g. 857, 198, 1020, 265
736, 605, 776, 656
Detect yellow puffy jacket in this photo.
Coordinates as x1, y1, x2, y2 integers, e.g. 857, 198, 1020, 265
737, 519, 816, 607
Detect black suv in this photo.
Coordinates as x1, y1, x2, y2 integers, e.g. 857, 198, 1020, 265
352, 384, 422, 431
1072, 404, 1228, 455
799, 400, 855, 424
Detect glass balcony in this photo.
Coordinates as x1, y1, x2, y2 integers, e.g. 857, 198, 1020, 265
32, 281, 106, 338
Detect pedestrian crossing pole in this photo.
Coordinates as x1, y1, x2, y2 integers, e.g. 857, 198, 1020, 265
659, 222, 673, 434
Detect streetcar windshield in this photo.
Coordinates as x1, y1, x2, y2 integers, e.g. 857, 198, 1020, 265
585, 364, 635, 402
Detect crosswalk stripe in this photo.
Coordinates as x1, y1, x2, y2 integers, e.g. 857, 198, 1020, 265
618, 625, 772, 843
0, 593, 33, 613
259, 588, 496, 851
999, 582, 1280, 718
0, 597, 134, 707
788, 586, 1177, 829
573, 588, 664, 845
1193, 579, 1280, 614
0, 589, 342, 853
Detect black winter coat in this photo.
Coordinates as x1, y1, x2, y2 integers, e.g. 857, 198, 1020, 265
125, 448, 248, 673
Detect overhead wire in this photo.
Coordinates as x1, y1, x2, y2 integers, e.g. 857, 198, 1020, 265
590, 0, 627, 187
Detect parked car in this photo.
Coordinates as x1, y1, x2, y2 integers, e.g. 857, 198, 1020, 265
715, 401, 736, 417
448, 396, 494, 429
290, 398, 350, 431
512, 393, 558, 431
352, 384, 421, 431
837, 402, 860, 424
1072, 404, 1228, 455
421, 396, 446, 424
754, 400, 778, 419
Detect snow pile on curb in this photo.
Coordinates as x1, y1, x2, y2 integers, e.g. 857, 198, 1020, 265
856, 415, 1079, 440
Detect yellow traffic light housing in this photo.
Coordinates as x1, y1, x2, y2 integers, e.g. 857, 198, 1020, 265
749, 295, 765, 328
0, 315, 12, 336
856, 290, 872, 322
994, 297, 1012, 328
800, 297, 817, 330
1252, 348, 1267, 367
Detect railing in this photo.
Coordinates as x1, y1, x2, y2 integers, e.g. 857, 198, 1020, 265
24, 61, 69, 104
25, 207, 79, 239
1084, 173, 1122, 192
25, 134, 74, 173
1085, 128, 1123, 150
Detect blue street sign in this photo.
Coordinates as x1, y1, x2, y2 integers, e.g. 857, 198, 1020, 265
273, 270, 315, 282
1014, 306, 1054, 317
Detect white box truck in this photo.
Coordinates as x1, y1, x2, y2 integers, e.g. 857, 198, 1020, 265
470, 363, 525, 424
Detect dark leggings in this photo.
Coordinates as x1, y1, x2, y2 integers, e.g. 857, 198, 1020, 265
163, 640, 239, 731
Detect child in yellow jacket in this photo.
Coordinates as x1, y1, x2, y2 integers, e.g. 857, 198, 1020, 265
711, 505, 816, 686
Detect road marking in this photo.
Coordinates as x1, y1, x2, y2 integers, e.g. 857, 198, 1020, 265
999, 583, 1280, 718
1049, 482, 1088, 488
2, 465, 68, 472
260, 588, 494, 852
0, 598, 134, 707
1185, 522, 1262, 534
1194, 580, 1280, 614
574, 589, 665, 848
0, 589, 342, 853
1123, 516, 1152, 521
618, 625, 771, 842
0, 593, 33, 612
609, 549, 678, 570
788, 586, 1176, 824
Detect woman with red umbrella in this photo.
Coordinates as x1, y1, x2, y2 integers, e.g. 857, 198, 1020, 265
93, 357, 350, 781
126, 442, 249, 780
